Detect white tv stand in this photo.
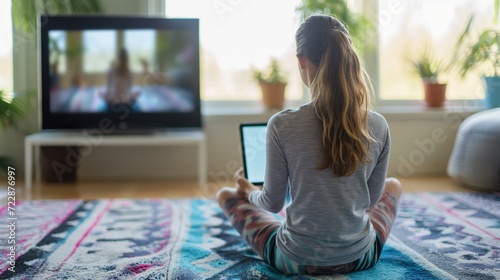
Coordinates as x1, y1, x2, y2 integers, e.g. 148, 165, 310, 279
25, 130, 207, 191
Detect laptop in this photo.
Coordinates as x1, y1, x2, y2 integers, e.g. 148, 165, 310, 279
239, 123, 267, 186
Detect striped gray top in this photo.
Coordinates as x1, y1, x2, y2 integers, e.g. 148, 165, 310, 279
249, 102, 390, 266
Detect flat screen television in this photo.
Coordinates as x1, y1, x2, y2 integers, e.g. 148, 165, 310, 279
39, 15, 201, 132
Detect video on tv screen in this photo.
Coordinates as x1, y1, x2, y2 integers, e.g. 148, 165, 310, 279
48, 28, 197, 113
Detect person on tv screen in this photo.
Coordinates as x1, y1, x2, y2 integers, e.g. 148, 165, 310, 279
101, 48, 140, 110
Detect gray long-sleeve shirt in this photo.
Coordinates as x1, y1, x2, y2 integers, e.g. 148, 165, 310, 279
248, 102, 390, 266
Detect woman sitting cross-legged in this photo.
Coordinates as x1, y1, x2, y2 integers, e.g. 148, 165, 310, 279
217, 14, 402, 275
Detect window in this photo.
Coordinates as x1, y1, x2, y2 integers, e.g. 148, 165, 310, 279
165, 0, 489, 103
49, 31, 67, 73
166, 0, 304, 101
378, 0, 493, 101
124, 30, 156, 73
0, 0, 13, 92
83, 30, 117, 73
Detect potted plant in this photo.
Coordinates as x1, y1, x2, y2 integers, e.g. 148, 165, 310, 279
0, 90, 29, 178
456, 0, 500, 109
410, 48, 447, 107
253, 59, 287, 109
459, 28, 500, 109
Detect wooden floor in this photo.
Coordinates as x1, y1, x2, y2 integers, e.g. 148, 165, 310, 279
0, 176, 476, 204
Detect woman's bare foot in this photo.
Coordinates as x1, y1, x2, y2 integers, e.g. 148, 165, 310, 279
216, 187, 240, 207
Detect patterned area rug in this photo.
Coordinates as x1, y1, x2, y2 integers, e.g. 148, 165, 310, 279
0, 192, 498, 279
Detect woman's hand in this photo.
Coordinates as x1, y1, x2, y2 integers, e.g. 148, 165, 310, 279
234, 167, 261, 197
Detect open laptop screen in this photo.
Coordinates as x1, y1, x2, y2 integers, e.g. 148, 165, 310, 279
239, 123, 267, 185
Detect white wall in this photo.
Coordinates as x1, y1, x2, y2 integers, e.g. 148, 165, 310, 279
100, 0, 148, 15
383, 109, 475, 178
76, 107, 475, 182
76, 110, 275, 181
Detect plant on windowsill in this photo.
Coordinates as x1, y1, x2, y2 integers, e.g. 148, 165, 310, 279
456, 11, 500, 109
0, 90, 29, 178
253, 59, 287, 110
410, 48, 448, 108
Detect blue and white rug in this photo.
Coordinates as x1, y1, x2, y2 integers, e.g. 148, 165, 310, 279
0, 192, 498, 279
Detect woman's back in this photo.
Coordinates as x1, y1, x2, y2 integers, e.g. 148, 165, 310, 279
250, 103, 390, 265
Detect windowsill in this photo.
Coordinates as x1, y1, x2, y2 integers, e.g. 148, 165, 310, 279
375, 105, 484, 121
203, 106, 278, 116
202, 102, 485, 121
202, 100, 306, 118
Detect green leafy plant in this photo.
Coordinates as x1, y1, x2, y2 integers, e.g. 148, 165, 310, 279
456, 0, 500, 77
253, 59, 287, 84
410, 48, 446, 83
458, 25, 500, 77
0, 91, 30, 130
12, 0, 101, 34
297, 0, 371, 49
0, 90, 30, 177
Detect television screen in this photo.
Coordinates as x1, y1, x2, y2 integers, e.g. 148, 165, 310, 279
40, 16, 201, 130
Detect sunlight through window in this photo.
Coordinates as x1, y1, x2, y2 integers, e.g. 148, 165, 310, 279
83, 30, 117, 73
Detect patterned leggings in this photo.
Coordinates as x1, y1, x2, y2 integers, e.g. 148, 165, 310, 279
219, 192, 399, 275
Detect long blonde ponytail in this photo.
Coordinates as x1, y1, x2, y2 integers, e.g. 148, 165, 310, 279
296, 15, 373, 177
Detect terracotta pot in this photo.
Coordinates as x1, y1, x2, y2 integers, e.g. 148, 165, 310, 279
423, 82, 446, 108
259, 82, 286, 109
